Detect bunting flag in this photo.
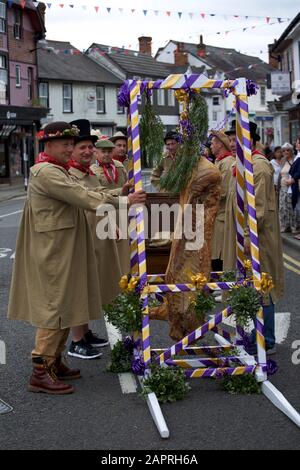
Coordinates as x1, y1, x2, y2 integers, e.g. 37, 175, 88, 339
20, 0, 26, 8
28, 1, 292, 31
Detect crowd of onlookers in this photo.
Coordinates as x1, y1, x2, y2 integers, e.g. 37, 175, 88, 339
266, 136, 300, 240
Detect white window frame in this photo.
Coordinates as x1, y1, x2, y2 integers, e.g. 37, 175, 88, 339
260, 85, 266, 106
63, 83, 73, 113
39, 82, 49, 108
0, 54, 7, 104
0, 1, 6, 34
212, 111, 218, 122
96, 85, 105, 114
116, 88, 124, 114
13, 9, 22, 39
15, 65, 21, 87
167, 89, 175, 106
27, 67, 33, 102
157, 88, 165, 106
212, 96, 220, 106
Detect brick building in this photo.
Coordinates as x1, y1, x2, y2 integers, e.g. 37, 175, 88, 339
0, 0, 47, 185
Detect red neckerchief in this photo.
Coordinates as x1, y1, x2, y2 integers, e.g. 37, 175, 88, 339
35, 152, 69, 170
232, 149, 267, 177
97, 159, 119, 184
68, 159, 95, 175
216, 152, 232, 162
113, 155, 127, 164
252, 149, 267, 158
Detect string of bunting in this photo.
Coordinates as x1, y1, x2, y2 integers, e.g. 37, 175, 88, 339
17, 1, 291, 24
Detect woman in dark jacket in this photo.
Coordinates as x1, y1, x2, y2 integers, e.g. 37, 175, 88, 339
289, 156, 300, 239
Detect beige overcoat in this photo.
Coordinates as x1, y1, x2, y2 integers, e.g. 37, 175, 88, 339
150, 154, 176, 192
165, 157, 221, 340
91, 160, 130, 275
223, 153, 284, 304
211, 155, 235, 260
8, 162, 120, 329
68, 166, 123, 305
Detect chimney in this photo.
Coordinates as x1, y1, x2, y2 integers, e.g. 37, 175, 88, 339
138, 36, 152, 55
174, 47, 188, 66
197, 35, 206, 58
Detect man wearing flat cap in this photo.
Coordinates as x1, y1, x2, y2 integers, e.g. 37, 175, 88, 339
7, 121, 146, 395
150, 131, 180, 192
91, 138, 131, 276
223, 121, 284, 355
210, 130, 235, 273
110, 131, 130, 171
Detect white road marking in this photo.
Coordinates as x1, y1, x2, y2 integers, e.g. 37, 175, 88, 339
222, 312, 291, 344
0, 210, 23, 219
104, 319, 137, 394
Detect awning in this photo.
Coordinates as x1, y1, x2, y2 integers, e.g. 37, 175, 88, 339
0, 124, 16, 138
0, 105, 48, 125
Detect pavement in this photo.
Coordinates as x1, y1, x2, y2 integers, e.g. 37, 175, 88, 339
0, 181, 26, 203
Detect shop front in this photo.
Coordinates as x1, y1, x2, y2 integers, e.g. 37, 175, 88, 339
0, 105, 47, 185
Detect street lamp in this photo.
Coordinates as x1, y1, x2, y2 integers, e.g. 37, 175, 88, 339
29, 39, 55, 53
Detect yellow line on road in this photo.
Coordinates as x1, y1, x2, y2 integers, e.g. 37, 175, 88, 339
283, 253, 300, 268
284, 262, 300, 276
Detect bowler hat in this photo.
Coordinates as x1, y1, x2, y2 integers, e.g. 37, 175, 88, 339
225, 120, 236, 136
249, 122, 260, 142
37, 121, 79, 142
70, 119, 98, 144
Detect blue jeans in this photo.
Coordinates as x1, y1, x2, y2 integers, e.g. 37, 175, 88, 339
250, 298, 275, 349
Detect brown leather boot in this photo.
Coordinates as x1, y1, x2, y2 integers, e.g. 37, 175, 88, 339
54, 357, 81, 380
28, 358, 74, 395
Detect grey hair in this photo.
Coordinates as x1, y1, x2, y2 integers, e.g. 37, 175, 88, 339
281, 142, 294, 151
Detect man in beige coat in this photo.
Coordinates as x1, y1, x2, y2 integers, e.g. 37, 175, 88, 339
223, 122, 284, 354
110, 131, 130, 172
210, 130, 235, 273
150, 131, 180, 192
68, 119, 130, 359
91, 139, 130, 277
8, 121, 146, 395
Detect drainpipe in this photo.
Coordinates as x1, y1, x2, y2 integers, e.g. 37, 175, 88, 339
22, 135, 28, 191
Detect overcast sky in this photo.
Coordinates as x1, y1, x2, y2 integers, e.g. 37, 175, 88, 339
43, 0, 299, 61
